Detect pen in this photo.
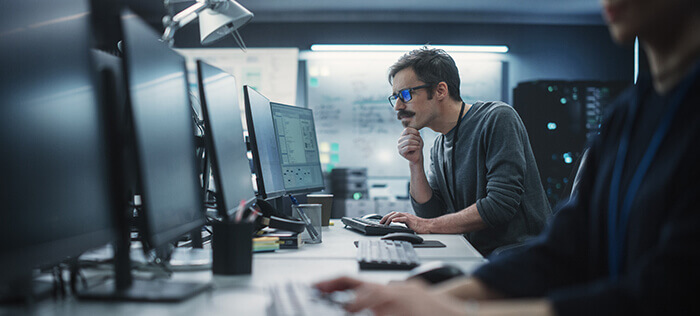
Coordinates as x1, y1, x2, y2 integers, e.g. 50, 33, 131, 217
234, 199, 246, 223
289, 195, 299, 205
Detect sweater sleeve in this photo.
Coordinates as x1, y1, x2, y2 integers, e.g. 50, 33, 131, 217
412, 139, 448, 218
474, 105, 527, 228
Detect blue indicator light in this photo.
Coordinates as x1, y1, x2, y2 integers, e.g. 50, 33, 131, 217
560, 97, 567, 104
547, 122, 557, 130
563, 153, 573, 164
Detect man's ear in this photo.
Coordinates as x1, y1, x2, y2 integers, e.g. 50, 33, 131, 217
434, 82, 449, 100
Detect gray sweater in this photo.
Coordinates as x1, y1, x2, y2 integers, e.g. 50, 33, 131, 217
412, 101, 551, 255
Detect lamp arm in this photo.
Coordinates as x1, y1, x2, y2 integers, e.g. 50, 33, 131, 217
162, 0, 211, 42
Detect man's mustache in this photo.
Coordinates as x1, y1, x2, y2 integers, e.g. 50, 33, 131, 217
397, 110, 415, 120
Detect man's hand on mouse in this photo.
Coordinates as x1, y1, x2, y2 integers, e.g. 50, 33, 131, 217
314, 277, 468, 316
381, 211, 433, 234
398, 127, 424, 165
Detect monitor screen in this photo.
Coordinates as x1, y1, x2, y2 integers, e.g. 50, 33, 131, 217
197, 61, 255, 217
243, 86, 286, 200
270, 103, 325, 194
121, 14, 204, 248
0, 0, 116, 283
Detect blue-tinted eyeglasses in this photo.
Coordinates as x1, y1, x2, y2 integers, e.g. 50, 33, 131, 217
388, 84, 432, 107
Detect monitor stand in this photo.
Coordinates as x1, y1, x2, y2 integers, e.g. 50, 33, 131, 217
77, 207, 212, 302
129, 247, 212, 271
78, 278, 211, 302
168, 248, 212, 271
78, 245, 212, 302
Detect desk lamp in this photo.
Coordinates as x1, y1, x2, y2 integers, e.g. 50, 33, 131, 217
161, 0, 253, 50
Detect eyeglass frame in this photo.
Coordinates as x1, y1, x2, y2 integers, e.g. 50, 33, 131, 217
388, 84, 433, 107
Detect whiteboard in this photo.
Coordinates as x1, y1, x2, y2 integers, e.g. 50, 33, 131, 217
305, 52, 504, 178
176, 48, 299, 106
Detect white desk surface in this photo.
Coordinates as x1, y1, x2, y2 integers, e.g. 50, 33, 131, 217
262, 220, 484, 260
1, 222, 486, 315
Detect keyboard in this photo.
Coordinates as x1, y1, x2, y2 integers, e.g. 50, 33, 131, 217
266, 281, 369, 316
341, 216, 415, 235
356, 240, 420, 270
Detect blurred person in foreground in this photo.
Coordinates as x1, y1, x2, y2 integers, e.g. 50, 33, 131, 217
316, 0, 700, 314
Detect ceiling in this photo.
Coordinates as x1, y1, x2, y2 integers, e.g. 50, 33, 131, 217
234, 0, 606, 25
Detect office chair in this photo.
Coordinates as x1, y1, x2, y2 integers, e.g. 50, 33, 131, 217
489, 148, 590, 258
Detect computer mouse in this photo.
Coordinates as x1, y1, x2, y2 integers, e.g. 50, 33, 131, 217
406, 262, 465, 285
361, 213, 383, 220
380, 232, 424, 244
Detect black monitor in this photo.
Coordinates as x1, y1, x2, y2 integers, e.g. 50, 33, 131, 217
0, 0, 118, 299
243, 86, 286, 200
196, 61, 256, 219
270, 102, 325, 194
77, 11, 209, 302
120, 14, 205, 250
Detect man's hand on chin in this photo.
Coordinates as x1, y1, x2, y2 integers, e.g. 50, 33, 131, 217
380, 211, 433, 234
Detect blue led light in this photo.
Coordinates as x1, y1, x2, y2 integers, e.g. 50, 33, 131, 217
563, 153, 573, 164
560, 97, 567, 104
547, 122, 557, 130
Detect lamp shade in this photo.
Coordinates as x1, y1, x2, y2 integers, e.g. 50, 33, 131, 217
199, 0, 253, 45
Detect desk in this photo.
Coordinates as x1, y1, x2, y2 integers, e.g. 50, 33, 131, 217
258, 220, 484, 260
2, 222, 486, 315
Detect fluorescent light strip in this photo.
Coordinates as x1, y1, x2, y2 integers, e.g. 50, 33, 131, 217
310, 44, 509, 53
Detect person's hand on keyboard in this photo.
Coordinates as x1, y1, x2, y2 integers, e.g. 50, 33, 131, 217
314, 277, 467, 316
380, 212, 432, 234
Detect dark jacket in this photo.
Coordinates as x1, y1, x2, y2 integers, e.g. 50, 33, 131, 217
472, 65, 700, 315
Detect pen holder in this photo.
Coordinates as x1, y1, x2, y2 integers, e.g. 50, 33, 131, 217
211, 221, 253, 275
292, 204, 322, 244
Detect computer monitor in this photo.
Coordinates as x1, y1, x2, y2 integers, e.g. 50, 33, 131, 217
120, 14, 205, 250
0, 0, 118, 299
77, 11, 209, 302
270, 102, 325, 194
243, 86, 286, 200
196, 61, 256, 219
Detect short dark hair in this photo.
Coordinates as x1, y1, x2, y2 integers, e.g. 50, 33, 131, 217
388, 47, 462, 102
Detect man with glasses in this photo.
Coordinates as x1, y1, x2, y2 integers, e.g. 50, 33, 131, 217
380, 48, 551, 255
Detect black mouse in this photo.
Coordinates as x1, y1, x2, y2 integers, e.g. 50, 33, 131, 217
361, 213, 383, 220
406, 262, 465, 285
381, 232, 424, 244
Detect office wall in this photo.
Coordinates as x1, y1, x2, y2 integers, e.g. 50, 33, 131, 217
174, 21, 634, 104
173, 21, 632, 199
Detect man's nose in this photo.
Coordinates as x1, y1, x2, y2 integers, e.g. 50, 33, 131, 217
393, 98, 406, 111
